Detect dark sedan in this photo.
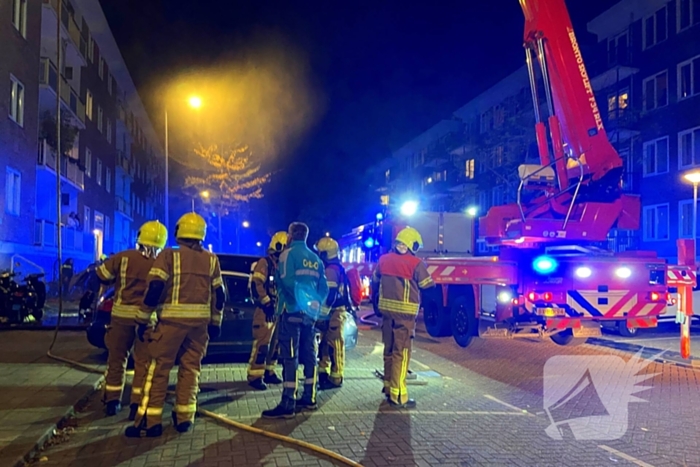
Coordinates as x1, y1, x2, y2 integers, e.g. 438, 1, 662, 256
86, 253, 359, 355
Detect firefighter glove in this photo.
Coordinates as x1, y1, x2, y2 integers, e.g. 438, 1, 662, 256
208, 324, 221, 340
137, 324, 148, 342
263, 303, 275, 323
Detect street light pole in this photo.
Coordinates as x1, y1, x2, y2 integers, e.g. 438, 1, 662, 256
164, 109, 169, 234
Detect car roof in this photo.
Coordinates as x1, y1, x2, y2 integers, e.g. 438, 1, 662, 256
216, 254, 260, 275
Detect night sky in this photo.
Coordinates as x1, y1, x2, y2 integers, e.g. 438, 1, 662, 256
102, 0, 618, 236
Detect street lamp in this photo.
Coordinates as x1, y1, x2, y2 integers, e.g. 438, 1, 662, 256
191, 190, 210, 211
164, 95, 203, 232
466, 206, 478, 217
242, 221, 250, 228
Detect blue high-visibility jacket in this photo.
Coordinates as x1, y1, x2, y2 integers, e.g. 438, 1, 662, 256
275, 240, 329, 315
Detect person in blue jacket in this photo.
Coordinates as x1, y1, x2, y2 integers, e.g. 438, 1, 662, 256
262, 222, 329, 419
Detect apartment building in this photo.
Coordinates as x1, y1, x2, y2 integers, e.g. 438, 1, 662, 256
0, 0, 165, 276
587, 0, 700, 259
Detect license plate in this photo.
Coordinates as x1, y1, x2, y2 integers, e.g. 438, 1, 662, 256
536, 307, 565, 317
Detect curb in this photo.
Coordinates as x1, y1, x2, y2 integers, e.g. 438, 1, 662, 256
587, 337, 700, 369
13, 373, 105, 467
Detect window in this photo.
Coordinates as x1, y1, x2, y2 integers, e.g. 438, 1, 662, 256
9, 75, 24, 127
679, 200, 696, 238
12, 0, 27, 37
84, 206, 91, 231
86, 90, 93, 120
643, 137, 669, 176
97, 106, 103, 133
107, 74, 113, 95
679, 127, 700, 168
607, 88, 629, 119
465, 159, 475, 179
106, 119, 112, 144
643, 6, 668, 49
643, 71, 668, 111
96, 159, 102, 186
106, 168, 111, 193
87, 35, 94, 62
678, 0, 700, 32
5, 168, 20, 216
643, 204, 670, 241
607, 31, 629, 65
99, 57, 105, 80
84, 148, 92, 177
105, 216, 111, 241
678, 54, 700, 100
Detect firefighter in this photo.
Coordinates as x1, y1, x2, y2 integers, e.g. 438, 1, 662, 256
247, 231, 288, 390
96, 221, 168, 419
126, 212, 225, 438
262, 222, 328, 419
372, 227, 435, 409
314, 237, 349, 390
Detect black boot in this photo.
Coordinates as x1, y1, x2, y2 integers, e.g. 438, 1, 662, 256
128, 404, 138, 421
388, 399, 417, 409
124, 424, 163, 438
105, 401, 122, 417
263, 371, 283, 385
295, 399, 318, 413
262, 399, 295, 419
248, 378, 268, 391
319, 377, 342, 391
318, 372, 329, 388
172, 411, 193, 433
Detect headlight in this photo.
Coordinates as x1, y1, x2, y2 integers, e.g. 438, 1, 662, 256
575, 266, 592, 278
615, 267, 632, 279
497, 291, 512, 304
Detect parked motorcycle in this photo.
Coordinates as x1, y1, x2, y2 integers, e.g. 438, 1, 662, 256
0, 272, 46, 324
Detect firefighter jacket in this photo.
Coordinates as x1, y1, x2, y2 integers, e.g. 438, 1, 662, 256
372, 251, 435, 315
323, 260, 349, 315
251, 255, 277, 307
96, 250, 155, 319
275, 240, 329, 315
137, 242, 224, 326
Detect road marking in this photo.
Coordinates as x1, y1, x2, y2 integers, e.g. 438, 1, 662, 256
598, 445, 655, 467
483, 394, 533, 415
409, 358, 430, 370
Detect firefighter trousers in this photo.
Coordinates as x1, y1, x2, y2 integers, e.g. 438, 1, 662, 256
381, 311, 417, 405
134, 319, 209, 429
104, 316, 149, 405
247, 308, 279, 381
318, 309, 346, 385
278, 312, 318, 405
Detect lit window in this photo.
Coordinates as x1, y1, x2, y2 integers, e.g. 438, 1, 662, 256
9, 75, 24, 127
11, 0, 27, 38
607, 89, 629, 119
5, 168, 21, 216
465, 159, 475, 179
86, 90, 93, 120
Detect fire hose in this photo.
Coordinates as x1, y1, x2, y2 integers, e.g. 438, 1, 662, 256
45, 304, 363, 467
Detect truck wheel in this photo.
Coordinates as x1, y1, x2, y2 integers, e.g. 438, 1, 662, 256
423, 288, 451, 338
617, 320, 637, 337
451, 295, 477, 348
550, 329, 586, 346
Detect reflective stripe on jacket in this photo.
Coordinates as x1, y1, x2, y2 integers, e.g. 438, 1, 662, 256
251, 256, 277, 306
138, 244, 224, 324
372, 251, 434, 315
96, 250, 154, 319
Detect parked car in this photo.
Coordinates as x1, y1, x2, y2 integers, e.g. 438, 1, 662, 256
86, 253, 359, 355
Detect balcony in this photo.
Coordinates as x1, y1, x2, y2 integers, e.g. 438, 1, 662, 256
116, 196, 133, 218
37, 139, 84, 190
34, 220, 92, 252
39, 58, 86, 128
591, 65, 639, 92
41, 0, 86, 66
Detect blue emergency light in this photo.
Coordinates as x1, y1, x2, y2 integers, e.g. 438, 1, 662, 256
533, 255, 558, 274
364, 237, 376, 249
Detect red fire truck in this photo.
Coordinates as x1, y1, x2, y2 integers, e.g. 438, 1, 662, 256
341, 0, 696, 347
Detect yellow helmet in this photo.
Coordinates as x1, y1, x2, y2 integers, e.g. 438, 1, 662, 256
137, 221, 168, 249
315, 237, 339, 260
176, 212, 206, 241
395, 227, 423, 253
268, 231, 288, 253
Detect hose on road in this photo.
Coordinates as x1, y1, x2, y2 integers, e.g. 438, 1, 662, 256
45, 302, 364, 467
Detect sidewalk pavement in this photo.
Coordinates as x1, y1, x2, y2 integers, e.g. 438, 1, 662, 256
0, 330, 104, 467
